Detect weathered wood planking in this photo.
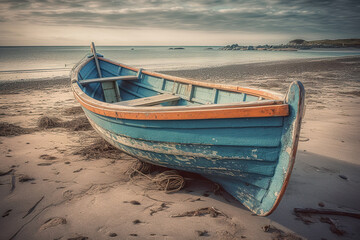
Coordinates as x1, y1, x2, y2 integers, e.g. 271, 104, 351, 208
71, 45, 305, 216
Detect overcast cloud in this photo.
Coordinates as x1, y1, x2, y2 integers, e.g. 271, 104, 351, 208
0, 0, 359, 45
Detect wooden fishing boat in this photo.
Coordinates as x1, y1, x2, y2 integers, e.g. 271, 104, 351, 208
71, 43, 305, 216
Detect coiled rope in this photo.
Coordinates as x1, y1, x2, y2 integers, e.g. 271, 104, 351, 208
129, 160, 185, 193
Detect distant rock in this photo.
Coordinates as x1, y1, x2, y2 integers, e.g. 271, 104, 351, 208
289, 39, 307, 45
220, 44, 241, 50
169, 47, 185, 50
220, 38, 360, 52
288, 38, 360, 48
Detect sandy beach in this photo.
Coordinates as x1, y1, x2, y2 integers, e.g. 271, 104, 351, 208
1, 56, 359, 240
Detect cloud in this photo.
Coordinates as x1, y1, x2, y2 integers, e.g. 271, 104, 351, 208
0, 0, 359, 45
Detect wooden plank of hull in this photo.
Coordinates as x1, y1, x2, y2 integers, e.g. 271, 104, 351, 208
83, 109, 282, 210
87, 117, 277, 198
83, 108, 284, 148
83, 113, 283, 163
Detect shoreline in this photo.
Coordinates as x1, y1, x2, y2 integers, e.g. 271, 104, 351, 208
1, 55, 359, 94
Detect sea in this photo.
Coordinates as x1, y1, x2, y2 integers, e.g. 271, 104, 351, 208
0, 46, 359, 82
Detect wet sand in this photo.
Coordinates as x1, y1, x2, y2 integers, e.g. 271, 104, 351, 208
0, 56, 360, 240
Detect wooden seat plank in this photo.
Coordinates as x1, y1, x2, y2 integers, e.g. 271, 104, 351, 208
115, 94, 180, 107
80, 75, 139, 86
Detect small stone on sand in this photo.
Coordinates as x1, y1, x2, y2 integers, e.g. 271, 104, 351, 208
196, 230, 209, 236
339, 175, 348, 180
130, 200, 141, 205
2, 209, 12, 217
19, 175, 35, 182
108, 233, 117, 237
133, 219, 141, 224
262, 225, 270, 232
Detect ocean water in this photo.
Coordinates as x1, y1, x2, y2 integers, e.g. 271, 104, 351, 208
0, 46, 359, 81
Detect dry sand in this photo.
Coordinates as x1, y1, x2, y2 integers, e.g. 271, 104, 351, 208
0, 56, 359, 240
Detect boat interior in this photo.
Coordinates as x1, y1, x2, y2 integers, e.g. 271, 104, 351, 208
75, 44, 284, 108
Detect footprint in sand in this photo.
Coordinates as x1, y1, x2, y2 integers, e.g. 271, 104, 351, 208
63, 190, 73, 200
40, 154, 57, 160
299, 136, 310, 142
37, 163, 53, 166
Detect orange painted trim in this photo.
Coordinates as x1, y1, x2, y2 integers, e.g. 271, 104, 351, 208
73, 89, 289, 120
71, 56, 289, 120
73, 81, 284, 112
99, 57, 284, 100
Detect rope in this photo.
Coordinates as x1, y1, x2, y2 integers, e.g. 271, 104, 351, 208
153, 170, 185, 193
128, 160, 185, 193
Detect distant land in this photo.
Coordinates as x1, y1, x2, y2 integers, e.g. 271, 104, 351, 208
220, 38, 360, 51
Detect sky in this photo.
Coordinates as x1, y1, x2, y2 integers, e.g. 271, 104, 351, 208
0, 0, 359, 46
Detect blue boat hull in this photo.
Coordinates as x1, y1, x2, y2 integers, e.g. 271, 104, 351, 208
71, 49, 305, 216
81, 80, 304, 216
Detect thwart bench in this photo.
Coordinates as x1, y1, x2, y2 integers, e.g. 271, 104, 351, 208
115, 94, 180, 107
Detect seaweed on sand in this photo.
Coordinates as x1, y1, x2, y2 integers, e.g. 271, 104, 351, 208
62, 116, 92, 131
0, 122, 33, 136
37, 116, 62, 129
63, 106, 84, 116
73, 139, 122, 159
37, 116, 91, 131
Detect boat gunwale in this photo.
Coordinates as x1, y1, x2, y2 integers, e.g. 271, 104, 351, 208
71, 56, 289, 120
73, 89, 289, 120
